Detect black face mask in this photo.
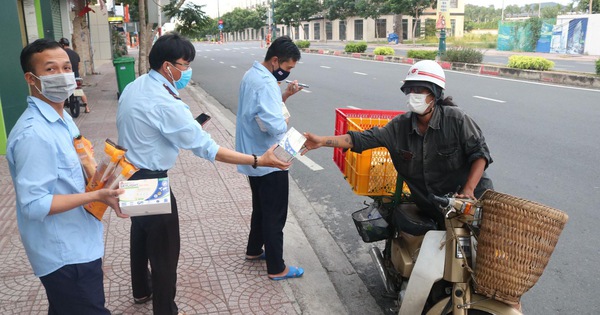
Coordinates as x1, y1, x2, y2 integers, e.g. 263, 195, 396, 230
272, 62, 290, 81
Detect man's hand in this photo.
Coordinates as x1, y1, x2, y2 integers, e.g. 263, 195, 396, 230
282, 80, 303, 101
301, 132, 324, 155
97, 188, 129, 218
259, 144, 292, 169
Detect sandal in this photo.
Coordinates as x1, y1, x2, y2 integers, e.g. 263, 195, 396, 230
269, 266, 304, 281
245, 251, 266, 261
84, 108, 91, 113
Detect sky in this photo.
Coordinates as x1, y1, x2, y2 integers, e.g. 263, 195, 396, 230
463, 0, 573, 8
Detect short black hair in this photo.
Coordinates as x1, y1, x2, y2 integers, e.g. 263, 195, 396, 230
59, 37, 70, 47
149, 32, 196, 70
20, 38, 62, 74
264, 36, 301, 63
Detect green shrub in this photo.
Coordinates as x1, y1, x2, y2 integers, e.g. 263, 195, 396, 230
373, 47, 395, 56
507, 55, 555, 71
406, 50, 437, 60
344, 42, 368, 53
596, 58, 600, 76
295, 40, 310, 49
442, 47, 484, 64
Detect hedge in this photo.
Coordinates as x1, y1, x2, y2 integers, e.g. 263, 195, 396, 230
442, 47, 484, 64
507, 55, 555, 71
344, 42, 368, 53
295, 40, 310, 49
406, 50, 437, 60
373, 47, 395, 56
596, 58, 600, 76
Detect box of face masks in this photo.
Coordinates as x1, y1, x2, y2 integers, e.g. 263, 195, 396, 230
118, 178, 171, 216
273, 127, 307, 163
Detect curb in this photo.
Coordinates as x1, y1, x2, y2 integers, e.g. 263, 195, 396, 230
303, 48, 600, 89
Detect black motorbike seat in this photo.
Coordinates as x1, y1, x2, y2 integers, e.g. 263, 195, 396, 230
392, 203, 438, 236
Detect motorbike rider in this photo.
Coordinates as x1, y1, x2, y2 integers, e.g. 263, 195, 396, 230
302, 60, 494, 228
59, 37, 91, 113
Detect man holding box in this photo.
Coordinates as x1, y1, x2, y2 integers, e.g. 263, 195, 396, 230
116, 32, 290, 315
7, 38, 127, 314
235, 36, 305, 280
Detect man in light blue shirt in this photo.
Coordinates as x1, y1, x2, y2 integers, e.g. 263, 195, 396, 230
7, 39, 126, 314
116, 33, 289, 315
236, 36, 305, 280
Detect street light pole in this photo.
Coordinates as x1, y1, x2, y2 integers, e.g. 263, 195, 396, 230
217, 0, 222, 43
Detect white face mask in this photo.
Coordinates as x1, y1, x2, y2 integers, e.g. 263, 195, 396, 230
31, 72, 77, 103
407, 93, 433, 115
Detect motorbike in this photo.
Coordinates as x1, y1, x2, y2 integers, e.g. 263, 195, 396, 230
64, 77, 85, 118
354, 187, 567, 315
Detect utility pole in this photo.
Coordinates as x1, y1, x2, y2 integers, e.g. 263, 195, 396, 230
501, 0, 505, 21
218, 0, 222, 43
271, 0, 276, 38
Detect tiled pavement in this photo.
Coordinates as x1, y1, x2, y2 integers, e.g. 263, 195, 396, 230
0, 59, 354, 314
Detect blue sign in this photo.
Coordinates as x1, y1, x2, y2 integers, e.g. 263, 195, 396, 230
218, 24, 223, 30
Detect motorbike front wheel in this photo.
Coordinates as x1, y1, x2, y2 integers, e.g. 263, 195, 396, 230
69, 97, 81, 118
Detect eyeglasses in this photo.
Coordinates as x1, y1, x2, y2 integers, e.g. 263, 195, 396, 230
403, 86, 429, 95
173, 62, 192, 70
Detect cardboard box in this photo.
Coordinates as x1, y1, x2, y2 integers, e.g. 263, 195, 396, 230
273, 127, 307, 163
118, 178, 171, 216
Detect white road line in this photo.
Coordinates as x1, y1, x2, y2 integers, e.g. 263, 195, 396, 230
320, 66, 331, 69
251, 54, 256, 56
473, 96, 506, 103
203, 56, 207, 58
219, 61, 224, 64
224, 48, 231, 51
301, 89, 312, 93
230, 65, 237, 69
354, 72, 368, 76
347, 106, 361, 109
205, 49, 211, 52
210, 58, 215, 61
296, 154, 324, 171
298, 61, 304, 64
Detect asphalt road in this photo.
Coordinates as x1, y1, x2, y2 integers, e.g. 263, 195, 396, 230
308, 42, 598, 74
190, 41, 600, 315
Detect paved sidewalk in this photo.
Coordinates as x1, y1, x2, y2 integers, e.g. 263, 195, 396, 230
0, 60, 363, 314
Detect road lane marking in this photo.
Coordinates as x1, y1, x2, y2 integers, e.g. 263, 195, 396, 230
230, 65, 237, 69
301, 89, 312, 93
354, 72, 368, 75
296, 154, 324, 171
251, 54, 256, 56
473, 96, 506, 103
203, 56, 207, 58
298, 61, 304, 64
320, 66, 331, 69
210, 58, 215, 60
347, 106, 361, 109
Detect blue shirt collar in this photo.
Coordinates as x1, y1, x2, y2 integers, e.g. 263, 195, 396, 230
149, 69, 179, 95
28, 96, 63, 123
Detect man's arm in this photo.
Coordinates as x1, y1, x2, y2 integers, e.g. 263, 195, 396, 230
50, 188, 127, 217
302, 133, 353, 154
215, 145, 291, 169
457, 157, 486, 200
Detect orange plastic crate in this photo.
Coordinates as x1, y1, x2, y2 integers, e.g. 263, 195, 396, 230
333, 108, 403, 174
344, 117, 398, 196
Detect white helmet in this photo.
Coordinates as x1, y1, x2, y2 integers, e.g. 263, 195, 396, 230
402, 60, 446, 89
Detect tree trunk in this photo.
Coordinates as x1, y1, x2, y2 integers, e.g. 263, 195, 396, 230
138, 0, 148, 75
393, 14, 403, 44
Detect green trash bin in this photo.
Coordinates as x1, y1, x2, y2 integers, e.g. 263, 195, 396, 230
113, 57, 136, 98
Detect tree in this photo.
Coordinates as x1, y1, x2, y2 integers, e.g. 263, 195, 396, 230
575, 0, 599, 13
355, 0, 390, 38
385, 0, 411, 43
275, 0, 322, 39
403, 0, 436, 44
163, 2, 210, 39
323, 0, 358, 20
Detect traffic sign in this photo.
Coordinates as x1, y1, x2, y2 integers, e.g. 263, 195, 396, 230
218, 20, 223, 25
218, 24, 223, 30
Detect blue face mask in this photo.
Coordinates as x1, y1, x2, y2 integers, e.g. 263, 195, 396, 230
168, 64, 193, 90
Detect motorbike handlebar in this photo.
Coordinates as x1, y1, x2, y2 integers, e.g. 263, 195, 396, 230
428, 193, 450, 208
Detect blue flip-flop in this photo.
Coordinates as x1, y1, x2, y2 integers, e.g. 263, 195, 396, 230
245, 252, 266, 261
269, 266, 304, 281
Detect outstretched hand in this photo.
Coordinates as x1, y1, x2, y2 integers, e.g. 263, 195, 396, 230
261, 144, 292, 170
301, 132, 323, 155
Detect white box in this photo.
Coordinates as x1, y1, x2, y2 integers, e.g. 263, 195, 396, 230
273, 127, 307, 163
118, 178, 171, 216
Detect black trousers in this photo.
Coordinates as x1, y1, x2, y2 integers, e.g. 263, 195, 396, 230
40, 258, 110, 315
246, 170, 289, 275
129, 170, 180, 315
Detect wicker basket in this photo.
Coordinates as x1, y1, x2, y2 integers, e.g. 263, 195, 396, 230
474, 190, 569, 305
